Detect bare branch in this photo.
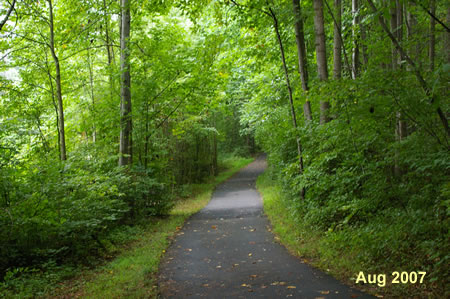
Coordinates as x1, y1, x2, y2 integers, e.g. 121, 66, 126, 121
0, 0, 16, 31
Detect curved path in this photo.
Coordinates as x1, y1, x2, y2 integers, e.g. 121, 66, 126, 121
159, 156, 374, 298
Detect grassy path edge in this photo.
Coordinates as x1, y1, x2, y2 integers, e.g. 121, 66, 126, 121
256, 172, 386, 298
50, 157, 254, 299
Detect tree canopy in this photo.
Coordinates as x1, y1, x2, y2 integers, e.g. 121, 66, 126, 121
0, 0, 448, 297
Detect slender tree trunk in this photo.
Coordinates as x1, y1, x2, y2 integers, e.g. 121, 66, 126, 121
406, 2, 419, 67
87, 47, 96, 142
119, 0, 132, 166
446, 7, 450, 64
396, 0, 403, 65
333, 0, 342, 79
103, 0, 113, 66
212, 116, 218, 176
352, 0, 359, 78
103, 0, 115, 102
292, 0, 309, 91
389, 0, 398, 69
429, 0, 436, 71
47, 0, 66, 161
313, 0, 330, 124
313, 0, 329, 81
292, 0, 312, 123
269, 7, 305, 198
324, 0, 353, 76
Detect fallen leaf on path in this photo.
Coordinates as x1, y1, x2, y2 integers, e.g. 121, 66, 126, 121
250, 274, 257, 278
279, 282, 287, 286
320, 291, 330, 294
287, 286, 296, 289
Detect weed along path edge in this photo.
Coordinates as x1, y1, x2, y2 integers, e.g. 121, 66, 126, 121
158, 156, 374, 298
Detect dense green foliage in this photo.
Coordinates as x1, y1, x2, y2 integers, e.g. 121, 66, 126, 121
228, 0, 449, 296
0, 0, 253, 288
0, 0, 448, 297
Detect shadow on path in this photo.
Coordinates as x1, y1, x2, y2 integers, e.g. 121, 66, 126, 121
159, 156, 374, 298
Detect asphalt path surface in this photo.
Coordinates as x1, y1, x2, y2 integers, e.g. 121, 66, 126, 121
159, 156, 374, 298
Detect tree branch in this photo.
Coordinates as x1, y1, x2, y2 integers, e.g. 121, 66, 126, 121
0, 0, 16, 31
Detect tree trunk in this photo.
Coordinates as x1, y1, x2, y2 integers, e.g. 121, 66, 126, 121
406, 2, 419, 68
119, 0, 132, 166
103, 0, 115, 102
396, 0, 403, 65
47, 0, 66, 161
86, 47, 96, 142
303, 101, 312, 122
429, 0, 435, 71
313, 0, 330, 124
313, 0, 328, 81
292, 0, 309, 91
352, 0, 359, 78
446, 7, 450, 64
390, 1, 398, 69
333, 0, 342, 79
320, 101, 330, 124
269, 7, 305, 199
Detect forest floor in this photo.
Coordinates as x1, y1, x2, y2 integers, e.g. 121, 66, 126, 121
158, 156, 374, 298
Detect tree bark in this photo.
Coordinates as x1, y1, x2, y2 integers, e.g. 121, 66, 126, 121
333, 0, 342, 79
86, 47, 96, 142
47, 0, 66, 161
429, 0, 435, 71
390, 0, 398, 69
447, 7, 450, 64
303, 101, 312, 122
313, 0, 328, 81
396, 0, 403, 65
119, 0, 132, 166
352, 0, 359, 78
320, 101, 330, 124
406, 2, 419, 67
313, 0, 330, 124
292, 0, 309, 91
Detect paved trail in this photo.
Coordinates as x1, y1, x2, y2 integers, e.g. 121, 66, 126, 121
159, 157, 374, 298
